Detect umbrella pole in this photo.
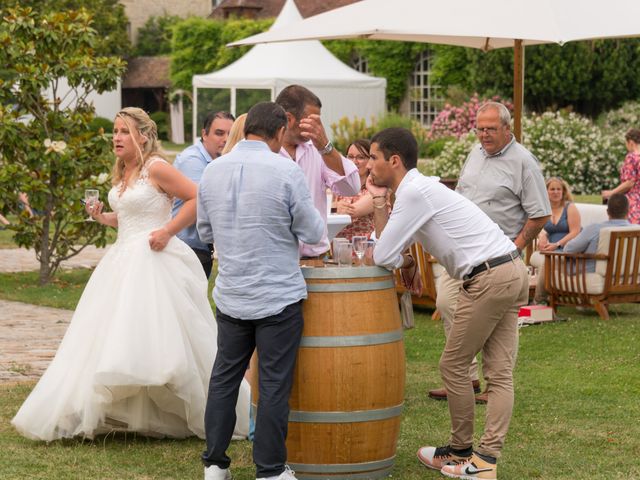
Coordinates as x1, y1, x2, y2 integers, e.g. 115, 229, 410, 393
513, 39, 524, 142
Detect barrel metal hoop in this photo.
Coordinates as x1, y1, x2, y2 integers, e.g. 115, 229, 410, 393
293, 466, 394, 479
288, 404, 403, 423
300, 329, 403, 348
302, 266, 391, 279
250, 404, 403, 424
305, 279, 394, 292
289, 456, 395, 474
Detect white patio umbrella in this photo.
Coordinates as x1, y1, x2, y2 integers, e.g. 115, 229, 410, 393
231, 0, 640, 140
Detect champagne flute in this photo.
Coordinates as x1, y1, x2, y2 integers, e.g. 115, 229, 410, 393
84, 189, 99, 222
352, 236, 367, 265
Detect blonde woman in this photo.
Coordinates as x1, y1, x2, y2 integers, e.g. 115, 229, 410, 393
12, 107, 249, 441
530, 176, 581, 304
221, 113, 247, 155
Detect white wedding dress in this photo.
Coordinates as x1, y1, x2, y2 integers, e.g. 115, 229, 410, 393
12, 158, 250, 441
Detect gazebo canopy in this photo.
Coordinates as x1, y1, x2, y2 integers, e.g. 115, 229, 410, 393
191, 0, 386, 140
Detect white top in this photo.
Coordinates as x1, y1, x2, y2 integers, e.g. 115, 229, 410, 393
374, 169, 517, 280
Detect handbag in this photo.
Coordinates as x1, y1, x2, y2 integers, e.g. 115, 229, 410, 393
400, 290, 415, 329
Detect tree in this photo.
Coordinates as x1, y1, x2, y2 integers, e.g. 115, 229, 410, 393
0, 0, 130, 57
135, 14, 180, 57
431, 39, 640, 117
0, 6, 125, 284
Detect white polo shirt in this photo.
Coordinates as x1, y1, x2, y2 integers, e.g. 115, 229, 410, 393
374, 169, 516, 280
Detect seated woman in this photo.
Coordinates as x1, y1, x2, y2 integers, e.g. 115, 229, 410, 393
531, 177, 581, 304
334, 139, 374, 241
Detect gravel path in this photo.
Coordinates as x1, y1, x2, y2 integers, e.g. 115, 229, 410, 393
0, 247, 107, 384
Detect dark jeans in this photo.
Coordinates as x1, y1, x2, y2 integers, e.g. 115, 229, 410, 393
192, 246, 213, 279
202, 301, 304, 478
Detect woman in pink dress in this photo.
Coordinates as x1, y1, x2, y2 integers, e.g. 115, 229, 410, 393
603, 128, 640, 224
334, 139, 374, 240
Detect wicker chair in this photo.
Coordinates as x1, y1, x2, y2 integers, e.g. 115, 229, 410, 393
542, 226, 640, 320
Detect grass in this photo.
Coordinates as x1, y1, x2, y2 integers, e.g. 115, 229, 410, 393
1, 266, 640, 479
0, 268, 216, 311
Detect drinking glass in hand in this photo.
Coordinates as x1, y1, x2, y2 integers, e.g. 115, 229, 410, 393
352, 236, 367, 265
84, 189, 99, 222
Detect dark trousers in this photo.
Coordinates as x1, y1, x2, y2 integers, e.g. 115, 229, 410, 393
192, 246, 214, 279
201, 300, 304, 478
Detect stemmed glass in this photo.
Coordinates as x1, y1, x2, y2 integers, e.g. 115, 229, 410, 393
84, 189, 99, 222
352, 236, 368, 266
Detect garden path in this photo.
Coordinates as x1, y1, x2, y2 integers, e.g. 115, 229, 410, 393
0, 246, 107, 384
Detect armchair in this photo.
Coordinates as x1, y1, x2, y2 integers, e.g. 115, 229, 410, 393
543, 226, 640, 320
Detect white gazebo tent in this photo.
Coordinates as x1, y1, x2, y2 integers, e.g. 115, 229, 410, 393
191, 0, 386, 141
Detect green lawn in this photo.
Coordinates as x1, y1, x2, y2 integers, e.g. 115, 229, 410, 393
1, 266, 639, 479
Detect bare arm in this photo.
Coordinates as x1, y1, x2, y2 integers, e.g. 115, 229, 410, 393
337, 194, 374, 220
514, 216, 549, 251
148, 161, 197, 251
602, 179, 634, 199
89, 201, 118, 228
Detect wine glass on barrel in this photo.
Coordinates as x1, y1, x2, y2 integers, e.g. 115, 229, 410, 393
352, 236, 367, 266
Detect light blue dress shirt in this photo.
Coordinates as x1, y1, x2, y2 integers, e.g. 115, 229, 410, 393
197, 140, 324, 319
564, 219, 630, 272
172, 140, 213, 252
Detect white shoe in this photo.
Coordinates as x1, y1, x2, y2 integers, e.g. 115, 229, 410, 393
204, 465, 232, 480
257, 465, 297, 480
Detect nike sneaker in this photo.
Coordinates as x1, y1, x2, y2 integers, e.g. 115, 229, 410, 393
441, 452, 497, 479
417, 445, 471, 470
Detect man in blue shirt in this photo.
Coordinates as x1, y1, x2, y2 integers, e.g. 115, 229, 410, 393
564, 193, 631, 271
197, 102, 323, 480
173, 111, 234, 277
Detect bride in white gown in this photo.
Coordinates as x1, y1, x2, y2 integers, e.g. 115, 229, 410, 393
12, 107, 250, 441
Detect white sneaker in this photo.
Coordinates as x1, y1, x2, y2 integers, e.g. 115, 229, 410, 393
257, 465, 297, 480
204, 465, 232, 480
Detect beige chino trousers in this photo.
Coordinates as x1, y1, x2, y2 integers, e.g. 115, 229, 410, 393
439, 258, 528, 458
436, 273, 479, 381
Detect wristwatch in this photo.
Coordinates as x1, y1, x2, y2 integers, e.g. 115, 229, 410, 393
319, 140, 334, 155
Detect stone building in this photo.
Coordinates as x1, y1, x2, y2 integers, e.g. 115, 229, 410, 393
120, 0, 213, 44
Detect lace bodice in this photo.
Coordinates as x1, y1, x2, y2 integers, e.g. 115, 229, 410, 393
108, 158, 172, 242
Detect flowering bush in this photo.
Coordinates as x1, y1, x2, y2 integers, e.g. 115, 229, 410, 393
428, 94, 514, 140
601, 101, 640, 134
426, 111, 625, 194
522, 112, 624, 194
427, 132, 477, 178
330, 113, 429, 157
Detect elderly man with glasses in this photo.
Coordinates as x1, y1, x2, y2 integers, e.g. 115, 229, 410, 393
426, 102, 550, 406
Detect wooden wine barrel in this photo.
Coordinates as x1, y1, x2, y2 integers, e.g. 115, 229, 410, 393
250, 266, 405, 479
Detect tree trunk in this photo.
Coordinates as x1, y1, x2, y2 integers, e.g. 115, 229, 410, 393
38, 190, 54, 286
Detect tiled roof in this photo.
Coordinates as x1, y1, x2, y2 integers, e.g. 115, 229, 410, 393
209, 0, 361, 19
122, 56, 171, 89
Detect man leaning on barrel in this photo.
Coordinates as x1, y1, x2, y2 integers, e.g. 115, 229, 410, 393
366, 127, 529, 480
197, 102, 324, 480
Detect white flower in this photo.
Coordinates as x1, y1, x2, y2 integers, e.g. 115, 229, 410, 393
96, 172, 109, 185
44, 138, 67, 154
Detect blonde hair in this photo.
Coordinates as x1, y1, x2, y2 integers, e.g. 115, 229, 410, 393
111, 107, 164, 186
221, 113, 247, 155
546, 176, 574, 203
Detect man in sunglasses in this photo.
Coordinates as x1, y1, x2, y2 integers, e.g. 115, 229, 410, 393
428, 102, 550, 404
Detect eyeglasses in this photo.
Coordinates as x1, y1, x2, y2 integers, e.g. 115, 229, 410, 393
473, 127, 499, 135
347, 154, 370, 161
